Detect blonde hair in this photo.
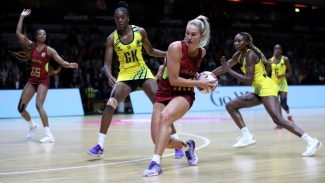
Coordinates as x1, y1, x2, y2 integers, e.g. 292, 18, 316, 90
187, 15, 211, 48
9, 33, 61, 76
238, 32, 269, 64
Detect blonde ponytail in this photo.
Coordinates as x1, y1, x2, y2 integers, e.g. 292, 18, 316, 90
187, 15, 211, 48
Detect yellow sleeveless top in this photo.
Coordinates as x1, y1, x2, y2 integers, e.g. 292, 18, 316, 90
270, 56, 286, 84
238, 49, 269, 89
113, 25, 154, 81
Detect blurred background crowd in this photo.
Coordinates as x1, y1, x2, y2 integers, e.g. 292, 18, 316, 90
1, 0, 324, 113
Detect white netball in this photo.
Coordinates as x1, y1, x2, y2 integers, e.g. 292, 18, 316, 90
196, 71, 218, 94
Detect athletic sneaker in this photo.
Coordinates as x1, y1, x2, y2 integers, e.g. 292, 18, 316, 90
274, 125, 283, 130
302, 138, 322, 157
143, 161, 162, 177
27, 123, 39, 138
185, 140, 198, 166
174, 149, 184, 159
39, 134, 55, 143
288, 116, 294, 122
233, 135, 256, 147
87, 144, 104, 158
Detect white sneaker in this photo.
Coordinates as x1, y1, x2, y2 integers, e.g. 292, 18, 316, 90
27, 123, 39, 138
302, 138, 322, 157
39, 134, 55, 143
233, 135, 256, 147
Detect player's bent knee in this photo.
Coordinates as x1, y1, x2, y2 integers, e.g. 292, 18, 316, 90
271, 116, 282, 125
106, 98, 118, 109
159, 112, 170, 125
36, 103, 43, 111
17, 99, 25, 113
225, 102, 235, 110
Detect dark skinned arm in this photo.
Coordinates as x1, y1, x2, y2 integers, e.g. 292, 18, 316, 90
138, 26, 166, 57
211, 52, 240, 76
221, 51, 258, 85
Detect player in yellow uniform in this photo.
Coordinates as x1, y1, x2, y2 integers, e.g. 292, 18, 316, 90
88, 1, 183, 158
211, 32, 321, 157
266, 44, 294, 130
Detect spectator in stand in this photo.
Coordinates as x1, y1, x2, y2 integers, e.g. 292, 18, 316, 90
0, 76, 10, 89
11, 73, 24, 89
50, 75, 62, 89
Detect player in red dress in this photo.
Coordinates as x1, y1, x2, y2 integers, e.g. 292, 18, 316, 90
9, 9, 78, 143
143, 15, 216, 177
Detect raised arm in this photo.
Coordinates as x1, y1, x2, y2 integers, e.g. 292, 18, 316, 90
221, 51, 258, 85
211, 52, 239, 76
138, 26, 166, 57
47, 47, 78, 69
167, 42, 214, 89
16, 9, 32, 45
103, 34, 116, 87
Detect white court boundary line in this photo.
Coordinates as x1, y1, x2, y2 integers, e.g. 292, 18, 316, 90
0, 132, 210, 176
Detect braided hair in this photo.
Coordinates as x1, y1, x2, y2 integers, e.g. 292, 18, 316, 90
238, 32, 269, 64
114, 1, 129, 16
9, 29, 61, 76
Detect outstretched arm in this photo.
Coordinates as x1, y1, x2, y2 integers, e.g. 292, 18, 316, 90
138, 27, 166, 57
16, 9, 32, 45
211, 52, 239, 76
47, 47, 78, 69
221, 52, 257, 85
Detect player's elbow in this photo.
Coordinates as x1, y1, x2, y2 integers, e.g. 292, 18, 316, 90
146, 49, 155, 56
168, 77, 178, 86
16, 31, 22, 37
246, 78, 254, 85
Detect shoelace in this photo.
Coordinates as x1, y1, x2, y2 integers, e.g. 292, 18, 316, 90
236, 136, 242, 141
185, 151, 195, 160
148, 162, 156, 170
94, 145, 101, 151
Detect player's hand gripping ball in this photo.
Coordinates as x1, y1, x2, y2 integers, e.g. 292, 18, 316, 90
196, 71, 218, 94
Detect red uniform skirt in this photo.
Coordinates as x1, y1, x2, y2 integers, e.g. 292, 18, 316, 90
28, 77, 50, 89
155, 91, 195, 108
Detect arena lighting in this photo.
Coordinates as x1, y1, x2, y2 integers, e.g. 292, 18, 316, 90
227, 0, 242, 2
262, 2, 276, 5
294, 4, 307, 8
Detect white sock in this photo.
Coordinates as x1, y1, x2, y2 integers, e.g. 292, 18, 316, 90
44, 127, 51, 135
27, 119, 36, 127
287, 113, 291, 117
98, 133, 106, 148
301, 133, 314, 145
240, 127, 251, 137
151, 154, 161, 164
182, 141, 190, 151
170, 133, 179, 139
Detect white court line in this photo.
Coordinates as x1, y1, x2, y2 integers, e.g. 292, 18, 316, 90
0, 132, 210, 176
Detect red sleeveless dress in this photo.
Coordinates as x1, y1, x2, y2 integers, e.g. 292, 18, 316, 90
155, 40, 202, 107
27, 45, 51, 88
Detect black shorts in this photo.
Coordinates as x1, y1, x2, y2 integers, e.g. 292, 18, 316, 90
120, 79, 149, 92
253, 93, 262, 100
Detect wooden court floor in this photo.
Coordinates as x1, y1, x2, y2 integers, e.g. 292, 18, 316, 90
0, 108, 324, 183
